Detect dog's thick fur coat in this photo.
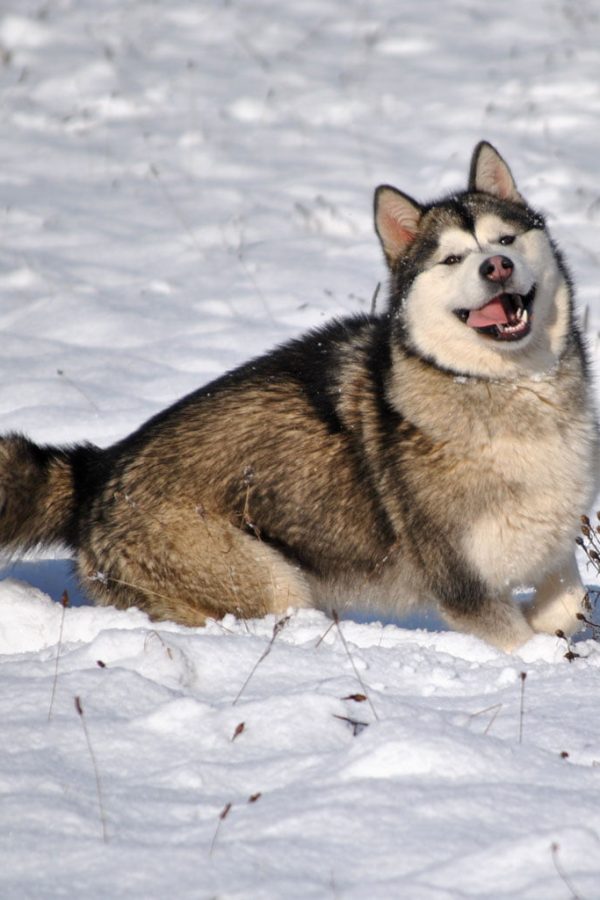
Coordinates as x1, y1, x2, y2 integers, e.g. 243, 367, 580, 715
0, 143, 597, 650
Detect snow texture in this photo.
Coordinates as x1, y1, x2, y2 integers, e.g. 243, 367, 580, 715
2, 1, 600, 897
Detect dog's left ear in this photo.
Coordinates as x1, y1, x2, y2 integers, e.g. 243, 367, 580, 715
469, 141, 524, 205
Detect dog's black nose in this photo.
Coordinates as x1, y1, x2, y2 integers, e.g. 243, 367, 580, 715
480, 255, 513, 282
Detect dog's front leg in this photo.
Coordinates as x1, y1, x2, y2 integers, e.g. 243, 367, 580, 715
439, 593, 535, 652
524, 553, 587, 638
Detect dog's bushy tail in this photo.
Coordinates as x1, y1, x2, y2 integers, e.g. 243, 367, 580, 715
0, 434, 99, 555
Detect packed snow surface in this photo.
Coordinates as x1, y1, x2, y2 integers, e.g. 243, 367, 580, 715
2, 0, 600, 897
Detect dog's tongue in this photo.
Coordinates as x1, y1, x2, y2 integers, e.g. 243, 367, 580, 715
467, 297, 510, 329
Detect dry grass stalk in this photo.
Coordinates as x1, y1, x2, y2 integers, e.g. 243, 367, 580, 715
518, 672, 527, 744
209, 802, 232, 857
74, 696, 108, 843
331, 610, 379, 721
550, 842, 586, 900
468, 702, 503, 736
233, 615, 290, 705
48, 590, 69, 722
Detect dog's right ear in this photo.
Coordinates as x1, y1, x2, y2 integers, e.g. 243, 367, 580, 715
374, 186, 422, 269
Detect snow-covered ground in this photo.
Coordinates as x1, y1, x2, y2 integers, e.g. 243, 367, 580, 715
2, 1, 600, 897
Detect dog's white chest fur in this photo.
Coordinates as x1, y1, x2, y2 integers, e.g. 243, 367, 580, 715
458, 384, 597, 589
462, 414, 594, 589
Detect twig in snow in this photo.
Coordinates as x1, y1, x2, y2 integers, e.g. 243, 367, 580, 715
56, 369, 100, 412
332, 610, 379, 721
468, 702, 503, 736
144, 630, 174, 659
579, 515, 600, 562
315, 618, 336, 648
555, 629, 582, 663
232, 615, 290, 705
235, 33, 270, 71
209, 802, 232, 857
332, 713, 369, 736
208, 794, 262, 857
576, 611, 600, 641
550, 842, 586, 900
576, 519, 600, 632
74, 696, 108, 843
48, 590, 69, 721
518, 671, 527, 744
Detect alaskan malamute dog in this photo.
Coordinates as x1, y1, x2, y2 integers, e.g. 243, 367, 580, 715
0, 143, 597, 650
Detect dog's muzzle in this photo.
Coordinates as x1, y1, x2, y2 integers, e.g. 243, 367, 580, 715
454, 286, 536, 342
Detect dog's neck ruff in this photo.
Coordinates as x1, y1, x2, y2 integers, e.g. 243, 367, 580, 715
392, 328, 569, 388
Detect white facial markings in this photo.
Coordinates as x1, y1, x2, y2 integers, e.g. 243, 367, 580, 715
432, 215, 522, 270
433, 227, 478, 267
473, 212, 519, 247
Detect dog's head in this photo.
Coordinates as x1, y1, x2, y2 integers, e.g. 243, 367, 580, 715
374, 142, 574, 379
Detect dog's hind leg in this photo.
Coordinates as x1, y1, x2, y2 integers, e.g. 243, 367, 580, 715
76, 505, 313, 627
524, 553, 587, 638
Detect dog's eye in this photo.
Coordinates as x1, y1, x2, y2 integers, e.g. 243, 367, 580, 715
442, 254, 462, 265
499, 234, 515, 246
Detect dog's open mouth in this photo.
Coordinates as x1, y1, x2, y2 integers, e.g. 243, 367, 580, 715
454, 287, 535, 341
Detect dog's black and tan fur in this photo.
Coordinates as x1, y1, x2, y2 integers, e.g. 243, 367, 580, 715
0, 143, 597, 650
